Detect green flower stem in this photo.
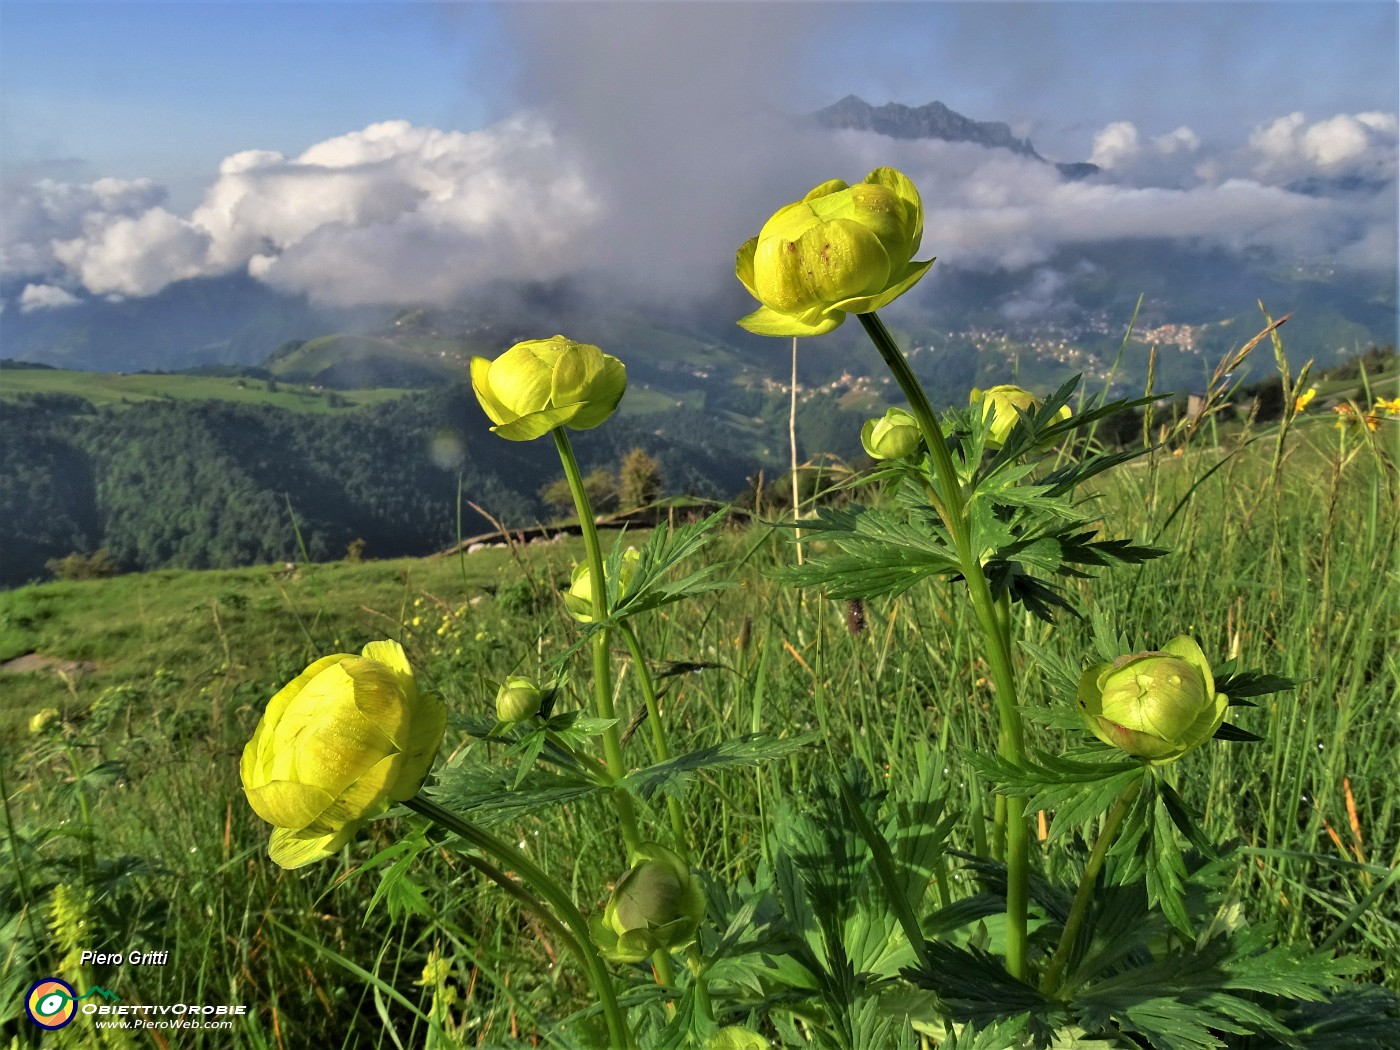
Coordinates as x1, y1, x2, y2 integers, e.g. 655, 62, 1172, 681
403, 795, 635, 1050
617, 622, 713, 1021
618, 624, 689, 852
552, 427, 643, 858
1040, 778, 1142, 997
857, 311, 1030, 980
552, 428, 678, 994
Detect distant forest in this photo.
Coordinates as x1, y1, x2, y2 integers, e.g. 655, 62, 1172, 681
0, 385, 757, 587
2, 345, 1390, 587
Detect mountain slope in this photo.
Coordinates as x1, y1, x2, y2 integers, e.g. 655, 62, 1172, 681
811, 94, 1099, 178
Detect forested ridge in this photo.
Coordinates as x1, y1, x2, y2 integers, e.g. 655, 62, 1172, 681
0, 387, 755, 586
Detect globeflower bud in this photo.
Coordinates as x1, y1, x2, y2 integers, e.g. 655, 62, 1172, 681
1077, 636, 1227, 763
860, 407, 923, 461
471, 335, 626, 442
564, 547, 641, 624
240, 640, 447, 868
495, 676, 543, 724
736, 168, 934, 337
970, 385, 1071, 450
589, 843, 706, 964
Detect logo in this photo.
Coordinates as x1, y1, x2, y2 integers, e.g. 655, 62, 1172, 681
25, 979, 121, 1030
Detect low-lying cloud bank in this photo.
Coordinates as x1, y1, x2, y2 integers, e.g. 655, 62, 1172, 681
3, 107, 1395, 312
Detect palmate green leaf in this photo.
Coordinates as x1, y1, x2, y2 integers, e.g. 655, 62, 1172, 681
1071, 916, 1356, 1050
771, 503, 958, 599
1213, 721, 1263, 742
1146, 786, 1191, 933
552, 512, 730, 666
1214, 666, 1298, 699
1058, 879, 1163, 993
965, 751, 1145, 839
1158, 781, 1217, 858
428, 763, 602, 825
1038, 443, 1158, 498
982, 564, 1079, 624
618, 731, 820, 801
775, 552, 957, 601
1017, 639, 1083, 718
967, 500, 1017, 561
994, 528, 1168, 575
948, 850, 1076, 930
937, 1015, 1035, 1050
836, 775, 936, 975
1261, 985, 1400, 1050
612, 508, 733, 619
1103, 772, 1192, 935
901, 940, 1064, 1045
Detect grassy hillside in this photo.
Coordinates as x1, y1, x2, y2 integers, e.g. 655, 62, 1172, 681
1, 414, 1395, 1046
267, 334, 469, 388
0, 365, 413, 412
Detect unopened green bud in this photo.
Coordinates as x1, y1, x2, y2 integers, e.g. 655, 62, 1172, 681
495, 676, 543, 724
1077, 636, 1227, 763
860, 407, 922, 461
589, 842, 705, 964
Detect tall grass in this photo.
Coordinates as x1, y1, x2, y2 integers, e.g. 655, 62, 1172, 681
1, 409, 1395, 1046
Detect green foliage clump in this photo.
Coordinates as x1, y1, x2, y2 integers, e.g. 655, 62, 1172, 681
620, 447, 663, 508
45, 548, 120, 581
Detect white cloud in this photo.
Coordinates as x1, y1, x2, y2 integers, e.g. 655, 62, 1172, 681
0, 175, 165, 277
1090, 121, 1142, 169
18, 283, 80, 311
840, 135, 1375, 273
52, 208, 211, 297
1085, 121, 1204, 185
1154, 126, 1201, 155
6, 116, 600, 305
1249, 111, 1399, 181
3, 106, 1394, 308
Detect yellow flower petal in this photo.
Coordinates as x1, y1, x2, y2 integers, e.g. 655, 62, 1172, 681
268, 822, 360, 870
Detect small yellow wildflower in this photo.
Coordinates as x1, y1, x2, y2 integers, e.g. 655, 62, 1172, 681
1373, 396, 1400, 416
416, 950, 453, 987
1333, 403, 1382, 432
1293, 386, 1317, 413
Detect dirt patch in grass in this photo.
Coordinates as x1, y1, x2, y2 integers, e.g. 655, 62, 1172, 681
0, 652, 100, 677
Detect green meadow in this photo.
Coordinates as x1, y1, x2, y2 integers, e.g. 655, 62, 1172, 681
0, 367, 416, 414
0, 411, 1396, 1046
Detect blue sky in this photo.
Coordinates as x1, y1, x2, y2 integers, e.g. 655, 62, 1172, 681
5, 1, 1395, 195
2, 2, 1396, 310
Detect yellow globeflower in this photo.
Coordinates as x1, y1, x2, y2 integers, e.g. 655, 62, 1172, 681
28, 707, 61, 734
564, 547, 641, 623
970, 385, 1072, 450
471, 336, 626, 442
241, 640, 446, 869
736, 168, 934, 337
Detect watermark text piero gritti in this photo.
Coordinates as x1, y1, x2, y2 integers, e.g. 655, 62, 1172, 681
80, 949, 170, 966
